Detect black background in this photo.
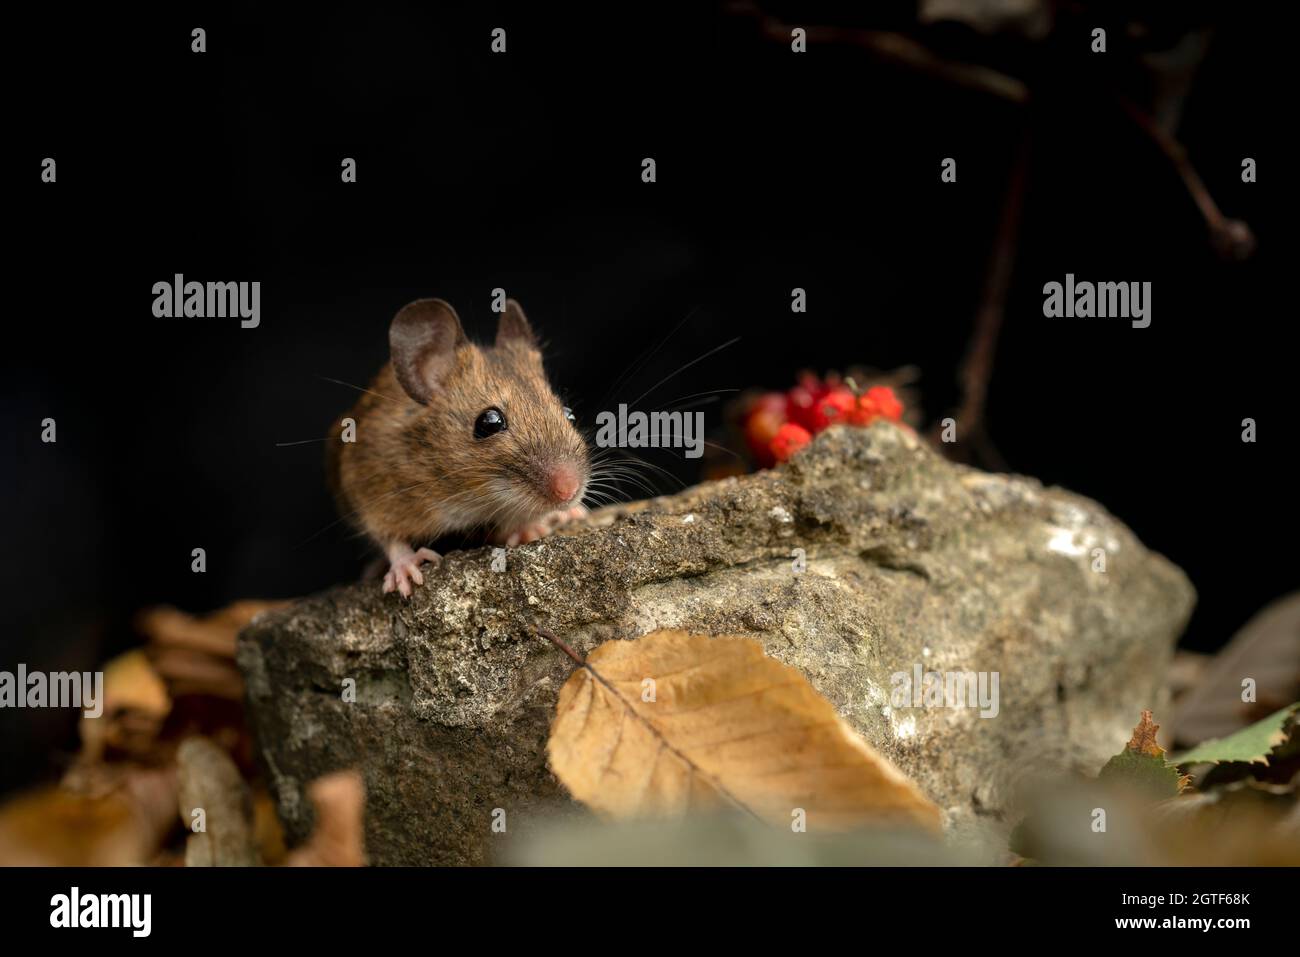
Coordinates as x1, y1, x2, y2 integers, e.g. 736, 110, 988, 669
0, 863, 1279, 936
0, 865, 1281, 941
4, 2, 1292, 793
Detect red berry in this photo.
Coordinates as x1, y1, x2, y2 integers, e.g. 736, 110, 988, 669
865, 385, 903, 422
770, 422, 812, 462
745, 407, 785, 468
810, 388, 857, 432
847, 392, 879, 426
786, 385, 820, 432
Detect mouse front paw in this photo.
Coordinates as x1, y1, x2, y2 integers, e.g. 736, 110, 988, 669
500, 505, 588, 547
382, 543, 441, 598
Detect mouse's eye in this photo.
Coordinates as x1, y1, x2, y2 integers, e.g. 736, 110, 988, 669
562, 406, 577, 426
474, 407, 507, 439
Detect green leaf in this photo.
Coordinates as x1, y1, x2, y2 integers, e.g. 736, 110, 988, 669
1173, 702, 1298, 767
1099, 747, 1185, 799
1098, 710, 1187, 799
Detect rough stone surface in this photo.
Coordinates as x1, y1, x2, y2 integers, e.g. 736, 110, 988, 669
237, 423, 1195, 865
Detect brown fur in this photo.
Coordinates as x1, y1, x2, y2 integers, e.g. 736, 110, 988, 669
326, 302, 589, 552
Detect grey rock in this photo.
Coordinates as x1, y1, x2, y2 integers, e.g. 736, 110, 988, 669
237, 423, 1194, 865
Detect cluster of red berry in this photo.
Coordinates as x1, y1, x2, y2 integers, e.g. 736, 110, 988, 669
743, 374, 905, 466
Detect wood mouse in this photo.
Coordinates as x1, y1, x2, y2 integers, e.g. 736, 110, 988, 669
327, 297, 590, 596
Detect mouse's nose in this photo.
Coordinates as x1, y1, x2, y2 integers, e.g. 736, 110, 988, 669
546, 464, 580, 504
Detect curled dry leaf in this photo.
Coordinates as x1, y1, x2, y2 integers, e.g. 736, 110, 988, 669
286, 770, 366, 867
547, 630, 941, 833
137, 600, 290, 701
177, 736, 260, 867
137, 601, 291, 659
78, 649, 171, 764
1127, 709, 1166, 757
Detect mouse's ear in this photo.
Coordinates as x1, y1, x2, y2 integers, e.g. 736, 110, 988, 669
389, 299, 467, 405
495, 299, 538, 348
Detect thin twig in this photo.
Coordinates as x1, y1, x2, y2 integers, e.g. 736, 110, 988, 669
932, 132, 1031, 465
730, 0, 1251, 262
537, 626, 586, 666
1116, 94, 1255, 261
727, 0, 1029, 103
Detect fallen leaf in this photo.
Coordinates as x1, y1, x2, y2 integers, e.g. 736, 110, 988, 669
177, 736, 260, 867
1174, 702, 1298, 768
137, 601, 289, 659
78, 649, 171, 764
137, 600, 289, 701
0, 768, 177, 866
1149, 779, 1300, 865
2, 599, 293, 868
101, 649, 171, 714
546, 630, 941, 832
286, 771, 366, 867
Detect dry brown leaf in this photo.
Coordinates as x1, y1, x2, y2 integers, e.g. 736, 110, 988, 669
286, 771, 366, 867
0, 768, 177, 866
148, 649, 244, 700
2, 600, 291, 867
1126, 709, 1166, 757
547, 630, 942, 832
137, 600, 289, 704
1151, 780, 1300, 866
78, 649, 171, 764
137, 601, 290, 659
102, 649, 171, 714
